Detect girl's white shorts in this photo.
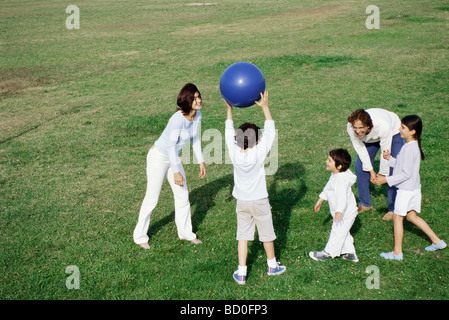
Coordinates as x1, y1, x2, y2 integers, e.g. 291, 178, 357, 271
394, 188, 421, 216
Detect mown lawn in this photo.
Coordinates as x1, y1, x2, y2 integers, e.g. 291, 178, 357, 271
1, 0, 448, 301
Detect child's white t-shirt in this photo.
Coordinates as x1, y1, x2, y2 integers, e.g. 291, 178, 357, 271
319, 169, 358, 215
225, 120, 276, 201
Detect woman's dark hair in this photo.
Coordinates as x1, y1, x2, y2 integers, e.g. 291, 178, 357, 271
402, 115, 425, 160
235, 122, 261, 150
177, 83, 200, 114
347, 109, 373, 130
329, 148, 352, 172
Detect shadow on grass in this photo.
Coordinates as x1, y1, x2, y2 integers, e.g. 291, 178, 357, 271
189, 173, 234, 232
404, 219, 438, 245
246, 162, 307, 275
147, 212, 174, 239
147, 173, 234, 240
147, 162, 306, 270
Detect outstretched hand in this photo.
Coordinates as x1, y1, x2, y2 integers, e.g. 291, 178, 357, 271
254, 90, 268, 109
255, 90, 272, 120
224, 99, 233, 110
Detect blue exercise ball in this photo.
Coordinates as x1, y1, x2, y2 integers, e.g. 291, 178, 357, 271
220, 62, 265, 108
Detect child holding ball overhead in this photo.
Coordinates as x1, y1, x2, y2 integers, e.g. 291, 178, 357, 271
225, 91, 286, 285
374, 115, 446, 260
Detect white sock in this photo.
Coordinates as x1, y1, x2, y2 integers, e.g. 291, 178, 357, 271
267, 257, 277, 268
238, 265, 247, 276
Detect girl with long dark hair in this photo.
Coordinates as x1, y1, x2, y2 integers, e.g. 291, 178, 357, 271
374, 115, 446, 259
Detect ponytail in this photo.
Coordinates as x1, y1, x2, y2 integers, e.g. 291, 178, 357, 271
401, 115, 425, 160
417, 137, 425, 160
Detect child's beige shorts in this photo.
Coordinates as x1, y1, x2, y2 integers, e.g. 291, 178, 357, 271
236, 198, 276, 242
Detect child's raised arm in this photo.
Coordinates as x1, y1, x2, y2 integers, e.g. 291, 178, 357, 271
225, 99, 233, 121
255, 90, 273, 121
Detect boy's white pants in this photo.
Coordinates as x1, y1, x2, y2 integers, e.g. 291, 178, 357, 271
324, 209, 358, 258
133, 146, 196, 244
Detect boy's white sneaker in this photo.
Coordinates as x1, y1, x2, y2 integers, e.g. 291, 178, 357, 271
342, 253, 359, 262
309, 251, 331, 261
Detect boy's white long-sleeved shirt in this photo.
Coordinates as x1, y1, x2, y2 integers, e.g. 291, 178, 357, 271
386, 140, 421, 191
225, 119, 276, 201
154, 110, 204, 173
319, 169, 358, 215
347, 108, 401, 176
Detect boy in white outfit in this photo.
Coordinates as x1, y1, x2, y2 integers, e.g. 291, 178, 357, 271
310, 149, 359, 262
225, 91, 286, 285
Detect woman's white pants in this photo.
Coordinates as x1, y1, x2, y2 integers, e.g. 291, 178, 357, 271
133, 146, 196, 244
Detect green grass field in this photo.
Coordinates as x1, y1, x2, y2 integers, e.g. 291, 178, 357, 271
1, 0, 448, 301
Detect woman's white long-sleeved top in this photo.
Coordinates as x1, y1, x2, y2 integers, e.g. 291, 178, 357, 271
154, 110, 204, 174
386, 140, 421, 191
347, 108, 401, 176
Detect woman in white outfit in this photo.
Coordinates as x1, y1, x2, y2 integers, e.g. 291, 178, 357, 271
133, 83, 206, 249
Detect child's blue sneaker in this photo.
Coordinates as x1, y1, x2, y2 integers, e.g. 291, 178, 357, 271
380, 251, 403, 260
267, 263, 286, 276
233, 271, 246, 285
425, 240, 447, 251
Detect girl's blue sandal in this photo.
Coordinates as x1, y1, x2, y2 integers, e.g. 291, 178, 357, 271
425, 240, 447, 251
380, 251, 403, 260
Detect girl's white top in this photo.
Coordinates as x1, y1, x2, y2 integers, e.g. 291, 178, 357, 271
347, 108, 401, 176
319, 169, 358, 215
154, 110, 204, 173
225, 120, 276, 201
386, 140, 421, 191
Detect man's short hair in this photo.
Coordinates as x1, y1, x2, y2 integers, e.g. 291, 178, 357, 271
347, 109, 373, 130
